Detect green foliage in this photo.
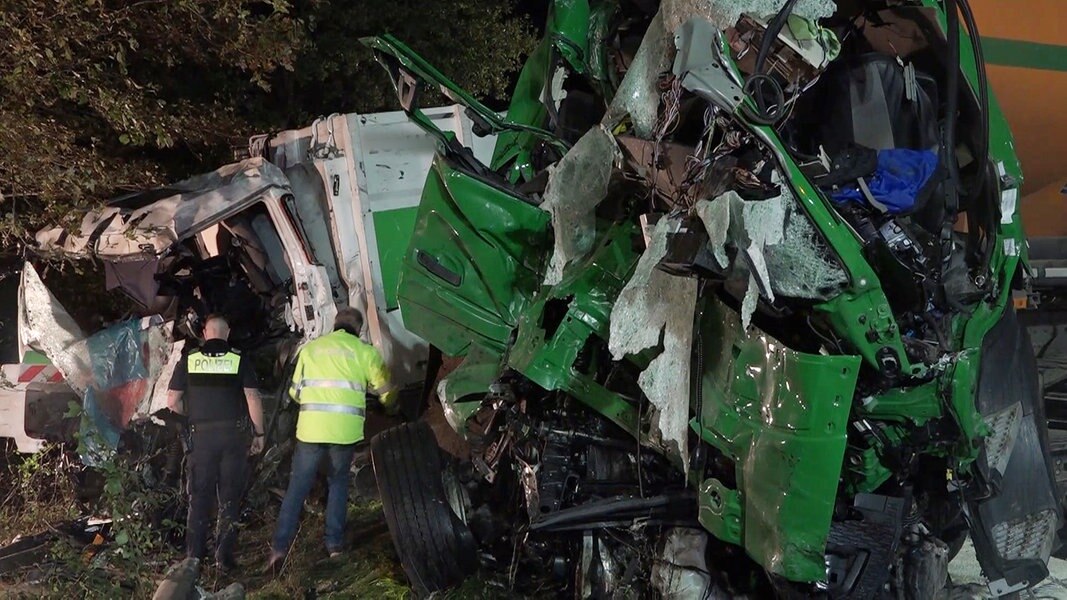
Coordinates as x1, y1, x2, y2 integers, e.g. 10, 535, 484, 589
0, 0, 303, 249
0, 443, 81, 540
2, 403, 183, 593
67, 409, 182, 595
253, 0, 538, 125
0, 0, 535, 259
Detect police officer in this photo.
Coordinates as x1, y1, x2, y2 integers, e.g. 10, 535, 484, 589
266, 307, 392, 571
167, 314, 265, 570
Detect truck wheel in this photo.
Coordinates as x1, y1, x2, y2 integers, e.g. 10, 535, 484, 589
371, 421, 477, 596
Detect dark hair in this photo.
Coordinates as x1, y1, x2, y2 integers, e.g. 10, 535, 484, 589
334, 307, 364, 336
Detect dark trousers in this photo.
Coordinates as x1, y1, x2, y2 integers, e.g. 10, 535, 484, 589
186, 423, 248, 561
271, 441, 357, 554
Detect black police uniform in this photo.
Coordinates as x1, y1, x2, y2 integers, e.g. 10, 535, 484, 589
168, 338, 258, 564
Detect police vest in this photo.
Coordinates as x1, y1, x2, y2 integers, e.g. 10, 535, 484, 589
289, 331, 389, 444
186, 344, 246, 425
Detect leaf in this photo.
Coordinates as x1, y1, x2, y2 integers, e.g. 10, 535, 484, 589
114, 530, 129, 546
63, 400, 82, 418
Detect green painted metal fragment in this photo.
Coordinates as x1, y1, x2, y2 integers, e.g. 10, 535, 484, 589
694, 295, 860, 582
437, 344, 504, 437
373, 207, 419, 310
698, 478, 743, 546
396, 156, 550, 356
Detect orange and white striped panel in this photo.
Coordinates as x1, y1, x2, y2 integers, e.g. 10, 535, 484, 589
15, 365, 65, 385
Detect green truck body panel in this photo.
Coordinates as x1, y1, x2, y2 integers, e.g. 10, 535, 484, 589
364, 0, 1033, 584
372, 207, 420, 310
396, 156, 551, 357
508, 223, 643, 436
694, 295, 861, 581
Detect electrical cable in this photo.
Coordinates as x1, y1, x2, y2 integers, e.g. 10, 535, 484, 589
741, 0, 800, 125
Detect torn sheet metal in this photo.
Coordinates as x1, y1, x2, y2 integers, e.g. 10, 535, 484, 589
673, 18, 746, 114
541, 126, 620, 285
694, 188, 847, 328
651, 528, 720, 599
518, 458, 542, 521
662, 0, 836, 33
18, 264, 90, 395
609, 217, 697, 467
19, 263, 176, 457
35, 158, 291, 259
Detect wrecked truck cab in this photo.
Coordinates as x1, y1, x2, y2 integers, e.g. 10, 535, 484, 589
36, 158, 336, 348
31, 105, 502, 440
366, 0, 1060, 597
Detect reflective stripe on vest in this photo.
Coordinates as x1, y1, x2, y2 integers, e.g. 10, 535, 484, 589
188, 352, 241, 374
294, 379, 366, 398
299, 403, 366, 417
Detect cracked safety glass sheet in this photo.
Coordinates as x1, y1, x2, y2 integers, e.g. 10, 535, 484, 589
695, 188, 846, 329
609, 216, 698, 468
541, 125, 621, 286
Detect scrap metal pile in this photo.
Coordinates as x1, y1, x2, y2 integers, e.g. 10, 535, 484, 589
363, 0, 1061, 597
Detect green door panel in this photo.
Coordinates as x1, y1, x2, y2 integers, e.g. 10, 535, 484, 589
694, 296, 860, 582
372, 207, 419, 311
397, 156, 551, 356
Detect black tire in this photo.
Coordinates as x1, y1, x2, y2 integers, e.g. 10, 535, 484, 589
371, 421, 477, 596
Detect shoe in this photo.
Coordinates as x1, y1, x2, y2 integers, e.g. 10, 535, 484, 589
263, 550, 286, 576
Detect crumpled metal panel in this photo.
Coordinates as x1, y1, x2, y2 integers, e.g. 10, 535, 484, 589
673, 18, 746, 114
19, 263, 175, 460
695, 294, 860, 581
35, 158, 291, 259
608, 0, 820, 138
436, 344, 502, 437
18, 264, 90, 395
609, 216, 698, 466
540, 125, 620, 285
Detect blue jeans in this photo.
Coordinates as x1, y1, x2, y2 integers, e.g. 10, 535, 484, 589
272, 441, 357, 554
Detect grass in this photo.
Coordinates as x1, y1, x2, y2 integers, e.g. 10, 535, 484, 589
0, 445, 542, 599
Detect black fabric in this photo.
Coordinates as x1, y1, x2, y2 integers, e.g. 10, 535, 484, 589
168, 338, 258, 425
815, 54, 939, 154
185, 424, 249, 562
103, 259, 161, 309
815, 144, 879, 187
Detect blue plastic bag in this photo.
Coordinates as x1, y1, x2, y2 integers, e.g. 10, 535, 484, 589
831, 149, 940, 214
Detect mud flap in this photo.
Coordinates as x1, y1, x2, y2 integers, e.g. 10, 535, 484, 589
966, 307, 1061, 595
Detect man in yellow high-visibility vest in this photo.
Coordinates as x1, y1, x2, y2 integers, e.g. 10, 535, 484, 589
266, 307, 393, 570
